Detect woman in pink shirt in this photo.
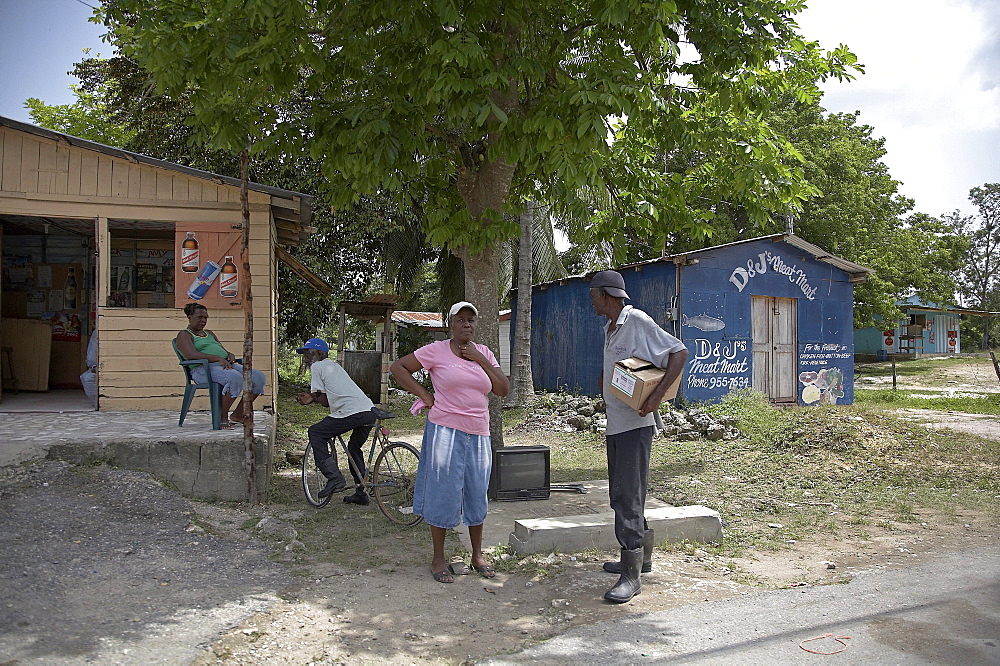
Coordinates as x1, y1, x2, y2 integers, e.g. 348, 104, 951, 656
390, 302, 510, 583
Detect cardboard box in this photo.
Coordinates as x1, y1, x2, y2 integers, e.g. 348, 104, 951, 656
609, 357, 680, 411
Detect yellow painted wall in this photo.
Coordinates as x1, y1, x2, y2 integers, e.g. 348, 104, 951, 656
1, 125, 284, 413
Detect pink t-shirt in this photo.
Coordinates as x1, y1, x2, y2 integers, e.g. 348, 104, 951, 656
413, 339, 499, 436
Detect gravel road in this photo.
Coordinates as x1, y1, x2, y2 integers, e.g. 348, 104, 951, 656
0, 461, 291, 664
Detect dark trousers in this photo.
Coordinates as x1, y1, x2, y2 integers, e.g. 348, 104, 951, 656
308, 410, 376, 485
606, 426, 654, 551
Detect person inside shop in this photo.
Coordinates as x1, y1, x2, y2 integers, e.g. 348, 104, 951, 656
390, 301, 510, 584
176, 302, 265, 428
80, 326, 98, 408
294, 337, 378, 504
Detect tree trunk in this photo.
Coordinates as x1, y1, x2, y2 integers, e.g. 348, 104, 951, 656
455, 154, 515, 448
457, 243, 504, 447
511, 202, 535, 406
239, 147, 257, 503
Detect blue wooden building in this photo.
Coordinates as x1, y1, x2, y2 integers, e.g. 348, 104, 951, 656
516, 234, 871, 405
854, 296, 994, 357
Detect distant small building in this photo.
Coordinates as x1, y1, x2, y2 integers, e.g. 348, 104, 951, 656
516, 234, 871, 406
392, 309, 511, 375
854, 296, 995, 357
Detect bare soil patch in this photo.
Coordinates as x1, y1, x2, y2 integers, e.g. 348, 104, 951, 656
187, 498, 997, 664
2, 396, 997, 664
187, 410, 1000, 665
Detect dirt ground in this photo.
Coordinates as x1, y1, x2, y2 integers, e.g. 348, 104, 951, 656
1, 359, 997, 664
189, 359, 1000, 664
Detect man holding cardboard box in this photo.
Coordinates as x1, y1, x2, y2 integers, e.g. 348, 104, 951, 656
589, 270, 689, 604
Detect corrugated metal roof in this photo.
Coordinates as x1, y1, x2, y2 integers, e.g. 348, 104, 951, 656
392, 311, 445, 328
392, 309, 511, 328
531, 233, 873, 291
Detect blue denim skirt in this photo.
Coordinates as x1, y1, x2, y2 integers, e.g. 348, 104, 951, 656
413, 419, 492, 529
192, 362, 265, 398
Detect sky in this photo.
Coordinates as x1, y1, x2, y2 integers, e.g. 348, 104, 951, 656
0, 0, 997, 218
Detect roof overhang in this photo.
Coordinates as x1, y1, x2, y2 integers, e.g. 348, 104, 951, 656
0, 115, 315, 248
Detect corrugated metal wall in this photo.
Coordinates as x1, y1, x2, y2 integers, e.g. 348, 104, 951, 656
517, 237, 859, 406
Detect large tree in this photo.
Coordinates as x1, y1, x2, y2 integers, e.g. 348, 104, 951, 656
559, 97, 966, 327
101, 0, 857, 438
952, 184, 1000, 348
27, 55, 405, 343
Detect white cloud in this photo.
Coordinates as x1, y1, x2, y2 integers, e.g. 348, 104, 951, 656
797, 0, 1000, 216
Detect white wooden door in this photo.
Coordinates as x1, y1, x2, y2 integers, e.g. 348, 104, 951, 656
751, 296, 797, 402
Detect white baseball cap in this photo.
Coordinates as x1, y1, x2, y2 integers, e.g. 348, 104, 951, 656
447, 301, 479, 322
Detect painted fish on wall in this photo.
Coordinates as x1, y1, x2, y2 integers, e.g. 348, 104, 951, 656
682, 314, 726, 332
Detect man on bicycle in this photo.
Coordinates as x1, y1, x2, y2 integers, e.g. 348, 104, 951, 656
295, 337, 374, 505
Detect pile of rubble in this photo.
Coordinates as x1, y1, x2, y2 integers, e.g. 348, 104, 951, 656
516, 393, 741, 441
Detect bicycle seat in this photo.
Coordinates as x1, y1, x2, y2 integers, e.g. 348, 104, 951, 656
372, 406, 396, 420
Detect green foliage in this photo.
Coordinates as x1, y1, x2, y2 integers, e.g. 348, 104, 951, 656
704, 388, 794, 447
25, 87, 134, 147
599, 97, 969, 327
101, 0, 860, 257
952, 183, 1000, 347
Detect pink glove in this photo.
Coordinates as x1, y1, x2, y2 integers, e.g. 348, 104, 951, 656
410, 398, 429, 415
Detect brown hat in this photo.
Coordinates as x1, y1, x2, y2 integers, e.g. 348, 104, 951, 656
590, 270, 630, 299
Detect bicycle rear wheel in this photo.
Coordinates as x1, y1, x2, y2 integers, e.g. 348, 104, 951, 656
372, 442, 422, 526
302, 441, 332, 508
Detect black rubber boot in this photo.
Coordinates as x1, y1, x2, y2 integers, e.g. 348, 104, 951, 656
604, 547, 642, 604
603, 529, 653, 574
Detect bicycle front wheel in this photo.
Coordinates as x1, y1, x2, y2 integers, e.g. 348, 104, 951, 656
302, 441, 332, 508
372, 442, 422, 526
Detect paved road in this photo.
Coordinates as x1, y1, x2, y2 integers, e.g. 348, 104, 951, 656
484, 544, 1000, 664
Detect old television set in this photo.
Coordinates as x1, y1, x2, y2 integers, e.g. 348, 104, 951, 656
489, 446, 550, 501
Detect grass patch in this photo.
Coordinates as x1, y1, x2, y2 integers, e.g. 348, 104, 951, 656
855, 389, 1000, 414
269, 381, 1000, 567
654, 389, 1000, 557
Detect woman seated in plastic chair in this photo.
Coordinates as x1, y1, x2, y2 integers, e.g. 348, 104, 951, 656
176, 302, 265, 428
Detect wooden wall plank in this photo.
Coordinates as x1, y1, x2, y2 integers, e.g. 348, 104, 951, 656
36, 139, 56, 193
0, 129, 7, 191
201, 183, 218, 202
52, 144, 71, 194
79, 151, 98, 195
96, 155, 113, 196
67, 149, 82, 195
139, 165, 157, 199
156, 170, 172, 199
111, 159, 127, 197
127, 162, 141, 199
172, 174, 189, 201
20, 136, 40, 193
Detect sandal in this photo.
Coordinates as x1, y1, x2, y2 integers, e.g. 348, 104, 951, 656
432, 569, 454, 584
220, 420, 240, 429
474, 564, 497, 579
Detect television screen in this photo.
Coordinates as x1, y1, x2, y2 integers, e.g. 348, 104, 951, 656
490, 446, 550, 501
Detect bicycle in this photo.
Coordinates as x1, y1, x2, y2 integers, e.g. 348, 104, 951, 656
301, 406, 423, 526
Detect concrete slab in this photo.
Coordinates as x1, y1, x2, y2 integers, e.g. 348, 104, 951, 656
0, 409, 272, 502
510, 504, 723, 555
454, 479, 722, 556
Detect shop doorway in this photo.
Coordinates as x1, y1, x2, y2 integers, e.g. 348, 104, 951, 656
0, 215, 94, 409
751, 295, 797, 402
